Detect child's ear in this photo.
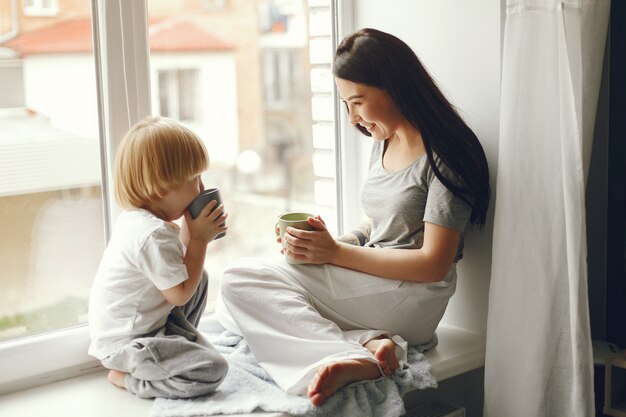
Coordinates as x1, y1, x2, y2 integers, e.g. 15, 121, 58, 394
154, 187, 167, 199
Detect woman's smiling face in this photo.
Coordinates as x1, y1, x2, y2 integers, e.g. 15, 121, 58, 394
334, 77, 404, 141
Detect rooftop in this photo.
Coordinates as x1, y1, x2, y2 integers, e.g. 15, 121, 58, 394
1, 17, 235, 56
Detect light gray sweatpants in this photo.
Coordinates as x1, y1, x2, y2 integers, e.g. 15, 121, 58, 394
101, 272, 228, 399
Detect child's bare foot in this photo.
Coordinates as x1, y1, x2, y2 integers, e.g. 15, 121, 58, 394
107, 369, 127, 390
307, 359, 381, 406
364, 337, 399, 376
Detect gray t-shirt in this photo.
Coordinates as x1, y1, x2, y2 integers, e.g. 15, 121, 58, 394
360, 140, 472, 261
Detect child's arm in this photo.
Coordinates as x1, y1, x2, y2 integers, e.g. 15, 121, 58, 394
161, 201, 227, 306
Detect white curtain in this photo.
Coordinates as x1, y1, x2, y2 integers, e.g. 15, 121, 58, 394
484, 1, 610, 417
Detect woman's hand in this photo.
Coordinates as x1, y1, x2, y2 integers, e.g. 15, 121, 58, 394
281, 215, 339, 264
184, 200, 228, 244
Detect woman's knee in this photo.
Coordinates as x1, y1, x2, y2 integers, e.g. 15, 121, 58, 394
219, 258, 273, 302
219, 262, 247, 303
178, 351, 228, 398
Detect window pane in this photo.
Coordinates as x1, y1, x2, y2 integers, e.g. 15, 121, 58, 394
0, 4, 104, 341
147, 0, 336, 312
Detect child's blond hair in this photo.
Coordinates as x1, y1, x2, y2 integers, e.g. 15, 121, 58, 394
114, 116, 209, 209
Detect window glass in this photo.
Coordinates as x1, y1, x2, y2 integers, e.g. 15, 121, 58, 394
0, 3, 103, 341
0, 0, 337, 345
147, 0, 336, 312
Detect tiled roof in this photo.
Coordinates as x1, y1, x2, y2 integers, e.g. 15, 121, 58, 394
3, 19, 93, 55
1, 17, 235, 56
149, 19, 234, 52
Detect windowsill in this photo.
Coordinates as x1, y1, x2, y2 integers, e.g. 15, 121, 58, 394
425, 324, 486, 382
0, 321, 485, 416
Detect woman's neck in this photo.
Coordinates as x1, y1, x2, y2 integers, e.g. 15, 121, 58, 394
382, 126, 425, 171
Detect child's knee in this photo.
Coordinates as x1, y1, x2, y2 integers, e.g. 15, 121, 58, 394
184, 354, 228, 397
197, 349, 228, 382
212, 353, 229, 383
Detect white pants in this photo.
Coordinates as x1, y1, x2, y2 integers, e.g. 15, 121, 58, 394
216, 257, 456, 395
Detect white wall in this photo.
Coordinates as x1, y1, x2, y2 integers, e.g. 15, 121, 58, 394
350, 0, 502, 334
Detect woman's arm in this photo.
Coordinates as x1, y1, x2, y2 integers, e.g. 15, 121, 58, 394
334, 222, 460, 282
282, 219, 460, 283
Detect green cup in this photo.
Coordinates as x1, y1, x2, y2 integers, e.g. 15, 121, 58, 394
276, 212, 314, 264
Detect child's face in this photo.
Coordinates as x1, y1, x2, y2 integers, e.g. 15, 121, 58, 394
156, 175, 204, 221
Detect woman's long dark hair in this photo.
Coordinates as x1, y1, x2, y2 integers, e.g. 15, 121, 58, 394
333, 28, 490, 229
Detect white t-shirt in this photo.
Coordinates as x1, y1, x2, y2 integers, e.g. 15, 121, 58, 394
88, 209, 189, 359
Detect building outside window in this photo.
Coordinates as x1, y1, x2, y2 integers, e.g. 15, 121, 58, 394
0, 2, 102, 343
146, 0, 337, 310
0, 0, 336, 355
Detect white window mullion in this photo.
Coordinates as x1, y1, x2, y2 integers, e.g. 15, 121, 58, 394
308, 0, 338, 233
309, 0, 360, 235
94, 0, 152, 228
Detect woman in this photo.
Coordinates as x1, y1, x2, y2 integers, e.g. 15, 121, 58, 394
216, 28, 490, 406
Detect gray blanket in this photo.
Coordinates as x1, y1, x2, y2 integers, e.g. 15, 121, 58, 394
151, 331, 437, 417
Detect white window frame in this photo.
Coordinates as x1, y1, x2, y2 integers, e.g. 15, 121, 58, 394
0, 0, 358, 395
332, 0, 362, 230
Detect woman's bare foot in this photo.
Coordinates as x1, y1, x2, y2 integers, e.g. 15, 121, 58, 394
364, 337, 400, 376
107, 369, 127, 390
307, 359, 381, 406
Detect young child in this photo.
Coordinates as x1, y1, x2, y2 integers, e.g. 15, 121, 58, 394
88, 116, 229, 399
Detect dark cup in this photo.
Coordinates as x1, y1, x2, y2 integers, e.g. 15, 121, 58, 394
187, 188, 226, 239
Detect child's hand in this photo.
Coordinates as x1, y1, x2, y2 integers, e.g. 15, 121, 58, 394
184, 200, 228, 244
180, 216, 191, 246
